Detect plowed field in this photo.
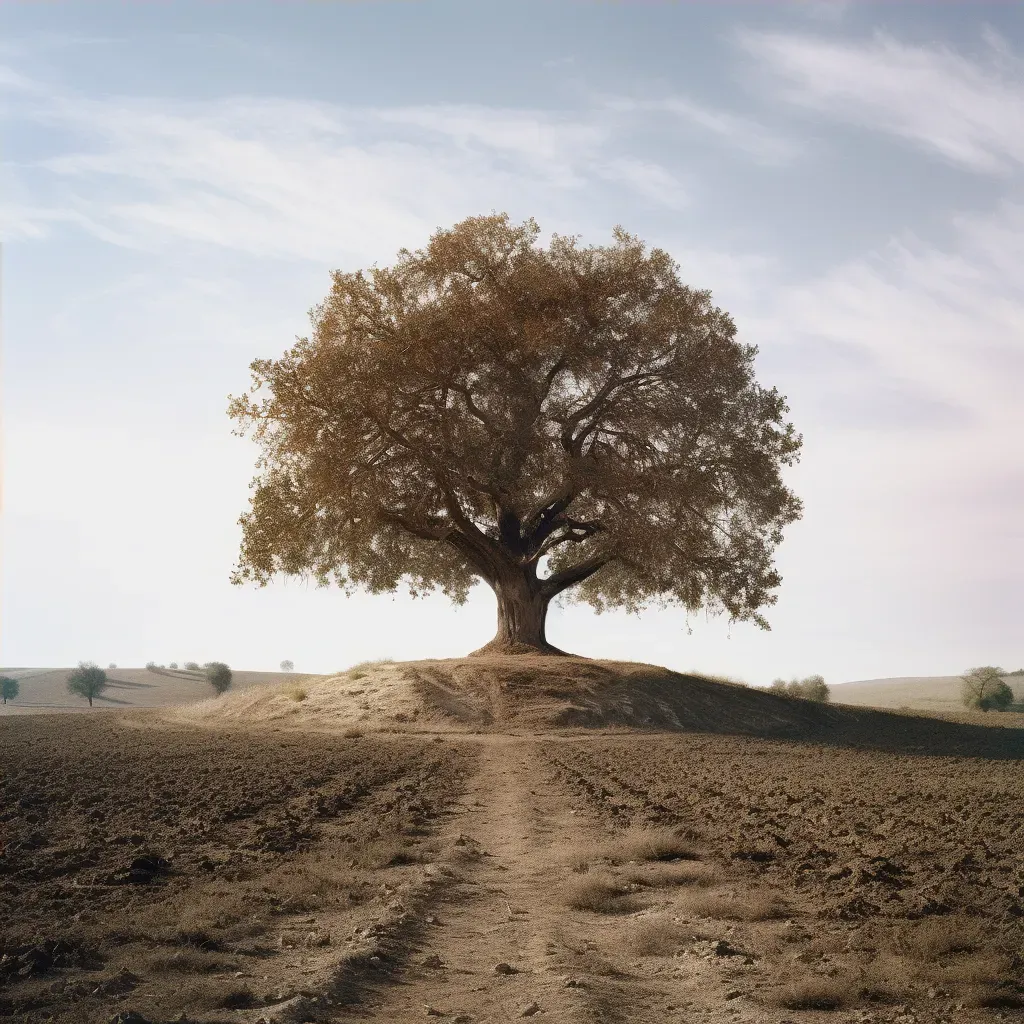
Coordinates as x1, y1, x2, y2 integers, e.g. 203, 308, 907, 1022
2, 683, 1023, 1023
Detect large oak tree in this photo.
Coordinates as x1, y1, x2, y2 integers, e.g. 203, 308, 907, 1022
229, 214, 802, 655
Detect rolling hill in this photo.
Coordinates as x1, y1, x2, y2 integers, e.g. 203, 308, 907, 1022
0, 665, 322, 714
830, 673, 1024, 712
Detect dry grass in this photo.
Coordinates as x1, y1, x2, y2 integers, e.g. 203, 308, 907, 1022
679, 890, 788, 921
935, 950, 1017, 989
609, 826, 700, 864
564, 874, 639, 914
856, 954, 913, 1004
286, 685, 308, 702
621, 861, 719, 889
141, 896, 259, 949
346, 657, 395, 681
691, 671, 748, 687
564, 827, 700, 875
628, 918, 687, 956
890, 914, 984, 958
769, 977, 849, 1011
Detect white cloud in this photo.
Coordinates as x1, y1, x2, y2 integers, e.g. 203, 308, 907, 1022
766, 202, 1024, 425
0, 79, 700, 262
596, 157, 689, 209
598, 94, 800, 166
737, 27, 1024, 173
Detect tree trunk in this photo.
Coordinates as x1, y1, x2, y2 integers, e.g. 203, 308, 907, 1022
470, 569, 567, 657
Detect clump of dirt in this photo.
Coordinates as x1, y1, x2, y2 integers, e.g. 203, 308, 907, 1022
176, 655, 1024, 758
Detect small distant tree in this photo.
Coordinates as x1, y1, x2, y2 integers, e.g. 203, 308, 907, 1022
169, 661, 178, 669
205, 661, 232, 694
280, 659, 294, 672
145, 661, 157, 671
107, 662, 117, 670
793, 673, 829, 702
1, 677, 19, 704
769, 675, 830, 702
184, 661, 201, 671
961, 666, 1014, 712
67, 662, 107, 707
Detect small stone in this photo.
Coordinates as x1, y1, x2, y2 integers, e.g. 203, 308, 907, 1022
521, 1003, 541, 1017
725, 990, 742, 1000
563, 977, 584, 988
425, 914, 439, 925
425, 1006, 445, 1017
494, 962, 519, 975
422, 954, 444, 969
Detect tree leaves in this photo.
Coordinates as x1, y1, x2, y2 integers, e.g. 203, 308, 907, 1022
229, 213, 802, 629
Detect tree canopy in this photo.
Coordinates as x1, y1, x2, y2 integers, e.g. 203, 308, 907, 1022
229, 214, 802, 654
770, 674, 830, 702
205, 662, 233, 695
67, 662, 107, 707
1, 676, 18, 704
960, 666, 1014, 712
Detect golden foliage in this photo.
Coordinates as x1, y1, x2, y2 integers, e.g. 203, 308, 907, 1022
229, 214, 801, 640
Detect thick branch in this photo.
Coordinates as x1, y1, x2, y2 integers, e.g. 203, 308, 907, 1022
530, 518, 604, 562
540, 550, 615, 598
449, 382, 502, 434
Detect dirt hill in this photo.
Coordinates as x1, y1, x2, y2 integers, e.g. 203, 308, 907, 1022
0, 666, 320, 715
175, 655, 1024, 758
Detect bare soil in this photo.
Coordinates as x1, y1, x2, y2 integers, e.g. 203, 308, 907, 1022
2, 659, 1023, 1023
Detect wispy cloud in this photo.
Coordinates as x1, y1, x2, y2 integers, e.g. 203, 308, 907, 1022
0, 72, 701, 261
756, 200, 1024, 441
599, 94, 800, 166
737, 27, 1024, 173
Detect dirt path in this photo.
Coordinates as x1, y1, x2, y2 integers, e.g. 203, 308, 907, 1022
343, 737, 703, 1023
350, 738, 589, 1021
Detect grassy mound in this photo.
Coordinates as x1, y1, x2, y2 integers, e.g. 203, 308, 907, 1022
173, 656, 1024, 757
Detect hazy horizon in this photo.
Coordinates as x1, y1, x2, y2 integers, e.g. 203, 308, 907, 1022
2, 1, 1022, 683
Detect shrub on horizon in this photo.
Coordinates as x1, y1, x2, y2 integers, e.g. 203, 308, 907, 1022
184, 661, 201, 671
169, 661, 178, 669
108, 662, 117, 670
205, 661, 233, 695
960, 666, 1014, 712
67, 662, 108, 707
280, 659, 295, 672
1, 676, 19, 704
769, 675, 830, 702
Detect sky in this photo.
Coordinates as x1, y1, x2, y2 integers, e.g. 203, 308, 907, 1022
1, 1, 1022, 683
